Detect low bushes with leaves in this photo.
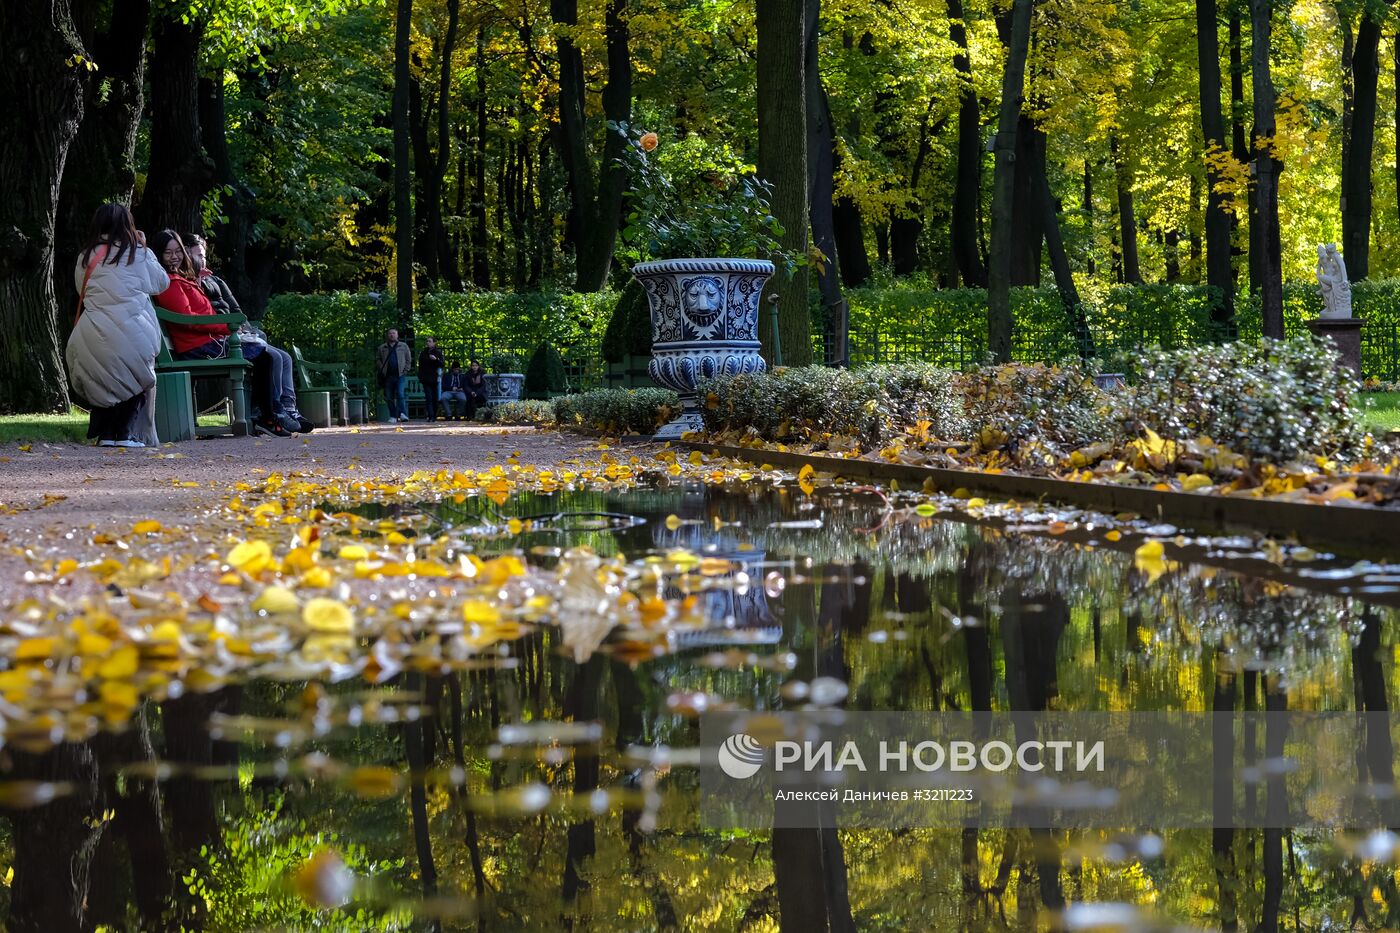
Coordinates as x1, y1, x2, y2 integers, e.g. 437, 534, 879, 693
552, 388, 679, 434
699, 336, 1371, 474
700, 364, 970, 449
493, 399, 556, 425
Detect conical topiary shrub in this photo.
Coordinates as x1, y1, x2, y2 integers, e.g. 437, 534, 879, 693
524, 341, 569, 398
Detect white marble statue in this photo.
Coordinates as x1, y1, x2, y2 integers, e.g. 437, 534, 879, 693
1316, 243, 1353, 319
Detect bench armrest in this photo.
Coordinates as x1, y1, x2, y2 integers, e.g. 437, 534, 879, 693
301, 359, 349, 375
155, 308, 248, 328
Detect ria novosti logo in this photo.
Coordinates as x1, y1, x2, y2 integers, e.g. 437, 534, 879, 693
718, 733, 765, 779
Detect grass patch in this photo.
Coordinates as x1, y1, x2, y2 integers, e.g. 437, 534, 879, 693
0, 410, 89, 444
1, 408, 235, 445
1362, 391, 1400, 434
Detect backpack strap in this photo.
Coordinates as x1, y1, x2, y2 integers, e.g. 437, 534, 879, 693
73, 244, 109, 326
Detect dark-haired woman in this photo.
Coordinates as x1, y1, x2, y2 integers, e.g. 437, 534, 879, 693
150, 230, 302, 437
65, 203, 168, 447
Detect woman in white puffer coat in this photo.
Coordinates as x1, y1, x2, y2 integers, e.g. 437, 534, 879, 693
65, 204, 169, 447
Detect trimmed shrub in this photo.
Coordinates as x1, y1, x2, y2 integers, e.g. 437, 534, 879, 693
486, 351, 523, 374
1122, 336, 1365, 462
524, 342, 570, 398
493, 399, 556, 425
552, 388, 679, 434
601, 279, 653, 363
957, 363, 1113, 456
700, 363, 969, 447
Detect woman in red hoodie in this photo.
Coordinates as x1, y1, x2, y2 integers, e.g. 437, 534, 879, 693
150, 230, 301, 436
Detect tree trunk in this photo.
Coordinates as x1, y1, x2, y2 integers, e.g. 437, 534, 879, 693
199, 75, 259, 311
0, 0, 86, 414
471, 27, 491, 288
409, 70, 434, 282
55, 0, 150, 346
804, 0, 847, 365
431, 0, 461, 289
1111, 136, 1142, 284
1229, 6, 1261, 292
1036, 161, 1094, 359
1083, 160, 1095, 276
138, 12, 210, 234
757, 0, 813, 365
987, 0, 1034, 363
1196, 0, 1237, 332
1341, 11, 1380, 281
948, 0, 987, 287
1188, 170, 1203, 280
1010, 115, 1044, 285
552, 0, 630, 293
392, 0, 414, 315
1249, 0, 1285, 337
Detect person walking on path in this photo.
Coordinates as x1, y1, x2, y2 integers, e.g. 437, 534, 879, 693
65, 204, 168, 447
377, 328, 412, 422
418, 336, 445, 421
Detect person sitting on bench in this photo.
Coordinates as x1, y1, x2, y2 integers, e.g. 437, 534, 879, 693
149, 229, 303, 437
441, 362, 469, 420
463, 360, 490, 421
186, 234, 312, 434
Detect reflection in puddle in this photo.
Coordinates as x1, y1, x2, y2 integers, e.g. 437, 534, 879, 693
0, 480, 1398, 930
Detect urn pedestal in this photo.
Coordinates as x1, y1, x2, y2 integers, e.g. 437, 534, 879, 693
632, 258, 774, 440
1307, 317, 1364, 377
484, 373, 524, 405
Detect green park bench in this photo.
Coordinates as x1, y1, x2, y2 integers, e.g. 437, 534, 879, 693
290, 344, 351, 427
403, 375, 426, 419
154, 308, 253, 438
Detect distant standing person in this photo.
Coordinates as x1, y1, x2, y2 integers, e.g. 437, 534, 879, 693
463, 359, 490, 421
418, 336, 445, 421
377, 328, 412, 422
65, 204, 168, 447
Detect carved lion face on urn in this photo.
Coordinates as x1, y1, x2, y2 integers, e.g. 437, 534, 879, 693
680, 275, 724, 336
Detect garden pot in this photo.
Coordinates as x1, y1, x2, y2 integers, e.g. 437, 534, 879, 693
484, 373, 524, 405
632, 258, 774, 440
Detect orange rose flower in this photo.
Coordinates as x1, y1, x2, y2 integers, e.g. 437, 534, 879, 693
639, 132, 659, 152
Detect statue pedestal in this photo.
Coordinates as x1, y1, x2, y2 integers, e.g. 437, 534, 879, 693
1307, 317, 1364, 376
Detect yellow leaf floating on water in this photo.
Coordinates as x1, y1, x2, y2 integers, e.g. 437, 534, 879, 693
338, 544, 368, 560
253, 586, 300, 614
461, 600, 500, 625
226, 540, 272, 575
967, 497, 987, 508
14, 638, 58, 662
132, 520, 162, 534
797, 464, 816, 496
1134, 539, 1169, 583
303, 598, 354, 633
300, 566, 333, 589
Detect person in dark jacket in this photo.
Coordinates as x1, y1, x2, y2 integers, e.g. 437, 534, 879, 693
441, 362, 469, 420
463, 359, 489, 421
418, 336, 445, 421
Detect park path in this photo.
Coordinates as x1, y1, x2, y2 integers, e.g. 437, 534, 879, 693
0, 423, 610, 539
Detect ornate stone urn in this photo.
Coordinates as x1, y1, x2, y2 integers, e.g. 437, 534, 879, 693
633, 258, 774, 440
483, 373, 524, 405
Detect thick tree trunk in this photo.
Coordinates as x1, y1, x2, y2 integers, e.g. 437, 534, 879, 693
139, 12, 210, 234
832, 197, 871, 287
805, 0, 847, 364
1196, 0, 1237, 332
1010, 116, 1044, 285
949, 0, 987, 287
55, 0, 150, 346
1249, 0, 1285, 337
757, 0, 813, 365
987, 0, 1034, 362
0, 0, 87, 414
1341, 12, 1380, 281
1189, 171, 1203, 280
552, 0, 630, 293
392, 0, 414, 315
409, 70, 434, 281
1111, 136, 1142, 284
